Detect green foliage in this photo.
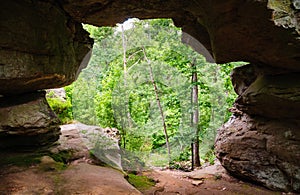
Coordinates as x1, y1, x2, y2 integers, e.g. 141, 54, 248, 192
47, 96, 73, 124
64, 84, 74, 104
71, 18, 245, 167
49, 150, 73, 164
46, 85, 74, 124
83, 24, 113, 41
202, 148, 216, 165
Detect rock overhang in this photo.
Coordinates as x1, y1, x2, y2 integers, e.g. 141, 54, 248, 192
0, 0, 300, 192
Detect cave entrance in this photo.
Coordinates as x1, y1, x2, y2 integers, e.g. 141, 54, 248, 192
48, 18, 245, 170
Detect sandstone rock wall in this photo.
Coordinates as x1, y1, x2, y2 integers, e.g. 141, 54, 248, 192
59, 0, 300, 71
0, 0, 92, 149
0, 0, 93, 95
0, 0, 299, 192
0, 92, 61, 149
215, 64, 300, 192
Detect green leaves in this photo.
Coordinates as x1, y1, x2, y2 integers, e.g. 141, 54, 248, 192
83, 24, 113, 42
46, 94, 73, 124
71, 19, 245, 167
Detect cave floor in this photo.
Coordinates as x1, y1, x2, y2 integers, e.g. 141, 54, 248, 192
0, 161, 292, 195
141, 165, 287, 195
0, 123, 297, 195
0, 161, 140, 195
0, 160, 291, 195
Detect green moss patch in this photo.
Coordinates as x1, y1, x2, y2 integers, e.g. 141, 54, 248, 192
38, 156, 67, 172
49, 150, 73, 164
127, 173, 156, 191
0, 153, 42, 167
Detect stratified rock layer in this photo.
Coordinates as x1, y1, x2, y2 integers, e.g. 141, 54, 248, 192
216, 113, 300, 191
0, 0, 93, 95
59, 0, 300, 71
215, 64, 300, 192
0, 0, 299, 192
0, 92, 61, 149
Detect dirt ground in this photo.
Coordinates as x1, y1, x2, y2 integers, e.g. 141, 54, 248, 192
0, 157, 299, 195
141, 163, 297, 195
0, 124, 298, 195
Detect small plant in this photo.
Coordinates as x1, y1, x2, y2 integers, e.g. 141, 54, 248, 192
214, 174, 222, 180
81, 129, 88, 134
49, 150, 73, 164
203, 149, 216, 165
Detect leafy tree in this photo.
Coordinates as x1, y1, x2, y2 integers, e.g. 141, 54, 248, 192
70, 18, 245, 167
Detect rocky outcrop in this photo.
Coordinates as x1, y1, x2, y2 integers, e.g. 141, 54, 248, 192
56, 123, 122, 170
0, 0, 299, 192
0, 124, 141, 195
215, 64, 300, 192
0, 0, 93, 95
216, 113, 300, 192
46, 88, 67, 102
59, 0, 300, 71
0, 91, 61, 149
0, 0, 92, 150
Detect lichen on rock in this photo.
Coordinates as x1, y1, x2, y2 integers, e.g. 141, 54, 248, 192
268, 0, 300, 35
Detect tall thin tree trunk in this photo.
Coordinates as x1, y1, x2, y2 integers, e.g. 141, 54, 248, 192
142, 47, 171, 163
191, 62, 201, 168
121, 25, 127, 75
121, 24, 132, 149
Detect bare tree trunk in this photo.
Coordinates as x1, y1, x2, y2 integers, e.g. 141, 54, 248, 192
191, 62, 201, 168
121, 24, 132, 149
121, 25, 127, 75
142, 47, 171, 163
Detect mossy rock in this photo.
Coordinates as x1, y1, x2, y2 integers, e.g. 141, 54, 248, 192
49, 150, 74, 164
0, 152, 42, 167
39, 156, 67, 171
127, 173, 156, 191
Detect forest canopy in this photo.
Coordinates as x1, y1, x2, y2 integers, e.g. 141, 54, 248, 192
47, 18, 246, 168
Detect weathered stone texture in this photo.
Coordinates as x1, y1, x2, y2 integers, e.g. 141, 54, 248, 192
0, 0, 299, 192
0, 0, 93, 95
216, 113, 300, 191
0, 92, 61, 149
59, 0, 300, 70
215, 64, 300, 192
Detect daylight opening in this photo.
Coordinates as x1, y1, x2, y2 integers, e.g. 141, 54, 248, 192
47, 18, 247, 171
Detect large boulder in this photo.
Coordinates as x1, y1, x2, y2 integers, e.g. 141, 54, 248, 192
215, 113, 300, 192
57, 123, 122, 170
0, 91, 61, 149
215, 64, 300, 192
0, 0, 93, 95
232, 64, 300, 119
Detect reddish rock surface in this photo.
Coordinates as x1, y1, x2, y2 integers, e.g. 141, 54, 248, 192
0, 0, 93, 95
0, 0, 299, 192
215, 64, 300, 192
0, 91, 60, 149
